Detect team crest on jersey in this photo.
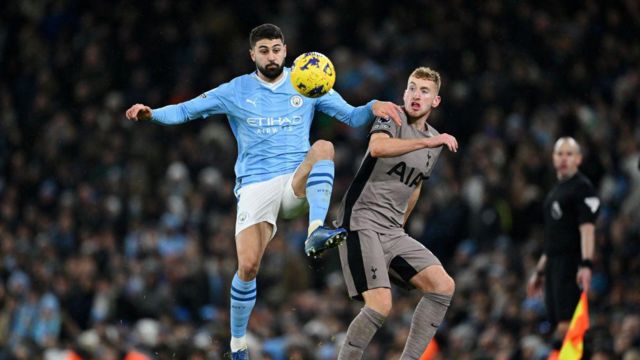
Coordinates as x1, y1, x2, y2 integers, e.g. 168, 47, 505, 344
290, 95, 303, 108
551, 201, 563, 220
238, 211, 249, 224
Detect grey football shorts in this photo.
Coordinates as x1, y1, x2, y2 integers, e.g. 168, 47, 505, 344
338, 229, 441, 300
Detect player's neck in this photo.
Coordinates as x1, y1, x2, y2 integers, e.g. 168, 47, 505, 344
408, 115, 429, 132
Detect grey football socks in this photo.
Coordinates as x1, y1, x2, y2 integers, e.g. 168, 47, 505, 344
338, 306, 386, 360
400, 292, 452, 360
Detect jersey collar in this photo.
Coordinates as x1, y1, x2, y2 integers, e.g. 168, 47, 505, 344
252, 68, 289, 91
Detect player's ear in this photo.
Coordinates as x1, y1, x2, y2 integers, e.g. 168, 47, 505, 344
432, 95, 441, 108
249, 48, 256, 62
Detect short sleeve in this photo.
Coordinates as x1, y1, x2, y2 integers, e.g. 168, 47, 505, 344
369, 116, 399, 138
575, 181, 599, 224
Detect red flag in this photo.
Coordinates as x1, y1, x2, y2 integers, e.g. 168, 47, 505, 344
557, 291, 589, 360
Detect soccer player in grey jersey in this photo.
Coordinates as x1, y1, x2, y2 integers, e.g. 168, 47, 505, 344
335, 67, 458, 360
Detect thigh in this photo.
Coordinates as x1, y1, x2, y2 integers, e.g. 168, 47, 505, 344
279, 170, 309, 220
338, 230, 390, 301
386, 233, 441, 291
235, 222, 273, 265
236, 176, 287, 239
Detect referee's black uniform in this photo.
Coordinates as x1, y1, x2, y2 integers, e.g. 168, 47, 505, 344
542, 171, 599, 326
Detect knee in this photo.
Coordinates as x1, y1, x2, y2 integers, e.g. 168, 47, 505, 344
310, 140, 335, 160
238, 258, 260, 280
417, 271, 455, 295
433, 274, 455, 295
364, 289, 392, 316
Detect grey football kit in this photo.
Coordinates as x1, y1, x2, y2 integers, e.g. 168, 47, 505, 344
335, 112, 443, 299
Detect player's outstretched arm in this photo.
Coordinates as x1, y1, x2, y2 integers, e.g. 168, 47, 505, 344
369, 133, 458, 158
315, 90, 403, 127
425, 134, 458, 152
125, 104, 153, 121
124, 88, 229, 125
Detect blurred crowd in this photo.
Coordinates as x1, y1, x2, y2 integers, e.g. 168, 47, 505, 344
1, 0, 640, 359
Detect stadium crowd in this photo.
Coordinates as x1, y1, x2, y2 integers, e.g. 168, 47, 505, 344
1, 0, 639, 359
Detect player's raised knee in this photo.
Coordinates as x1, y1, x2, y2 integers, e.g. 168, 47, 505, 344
310, 140, 335, 160
434, 273, 455, 295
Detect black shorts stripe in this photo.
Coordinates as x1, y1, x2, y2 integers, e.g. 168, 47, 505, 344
342, 153, 378, 229
390, 256, 419, 283
346, 231, 368, 295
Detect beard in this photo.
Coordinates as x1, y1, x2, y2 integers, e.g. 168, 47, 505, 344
257, 62, 284, 80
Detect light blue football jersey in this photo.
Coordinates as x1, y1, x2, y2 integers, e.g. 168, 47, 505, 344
151, 68, 376, 195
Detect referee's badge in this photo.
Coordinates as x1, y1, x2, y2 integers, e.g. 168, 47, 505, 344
290, 95, 303, 108
551, 201, 563, 220
584, 197, 600, 213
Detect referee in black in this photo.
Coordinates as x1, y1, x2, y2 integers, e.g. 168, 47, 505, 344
527, 137, 599, 346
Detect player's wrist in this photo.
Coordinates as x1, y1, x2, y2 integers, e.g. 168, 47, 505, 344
367, 100, 378, 114
143, 108, 153, 121
579, 259, 593, 269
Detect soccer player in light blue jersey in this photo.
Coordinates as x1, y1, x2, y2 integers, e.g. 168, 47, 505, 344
125, 24, 402, 359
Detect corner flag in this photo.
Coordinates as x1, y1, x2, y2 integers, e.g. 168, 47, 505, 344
557, 291, 590, 360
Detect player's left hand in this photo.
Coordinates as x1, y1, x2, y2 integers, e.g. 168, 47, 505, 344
372, 101, 403, 127
576, 267, 592, 293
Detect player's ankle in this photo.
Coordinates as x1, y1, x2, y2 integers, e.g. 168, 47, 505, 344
308, 220, 323, 236
230, 336, 248, 352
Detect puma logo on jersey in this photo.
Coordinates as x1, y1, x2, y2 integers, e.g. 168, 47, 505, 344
246, 98, 257, 107
584, 197, 600, 213
386, 161, 426, 187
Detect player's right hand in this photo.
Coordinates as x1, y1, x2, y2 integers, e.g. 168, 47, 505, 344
432, 133, 458, 152
125, 104, 153, 121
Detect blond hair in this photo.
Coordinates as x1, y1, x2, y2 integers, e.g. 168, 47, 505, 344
410, 67, 441, 92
